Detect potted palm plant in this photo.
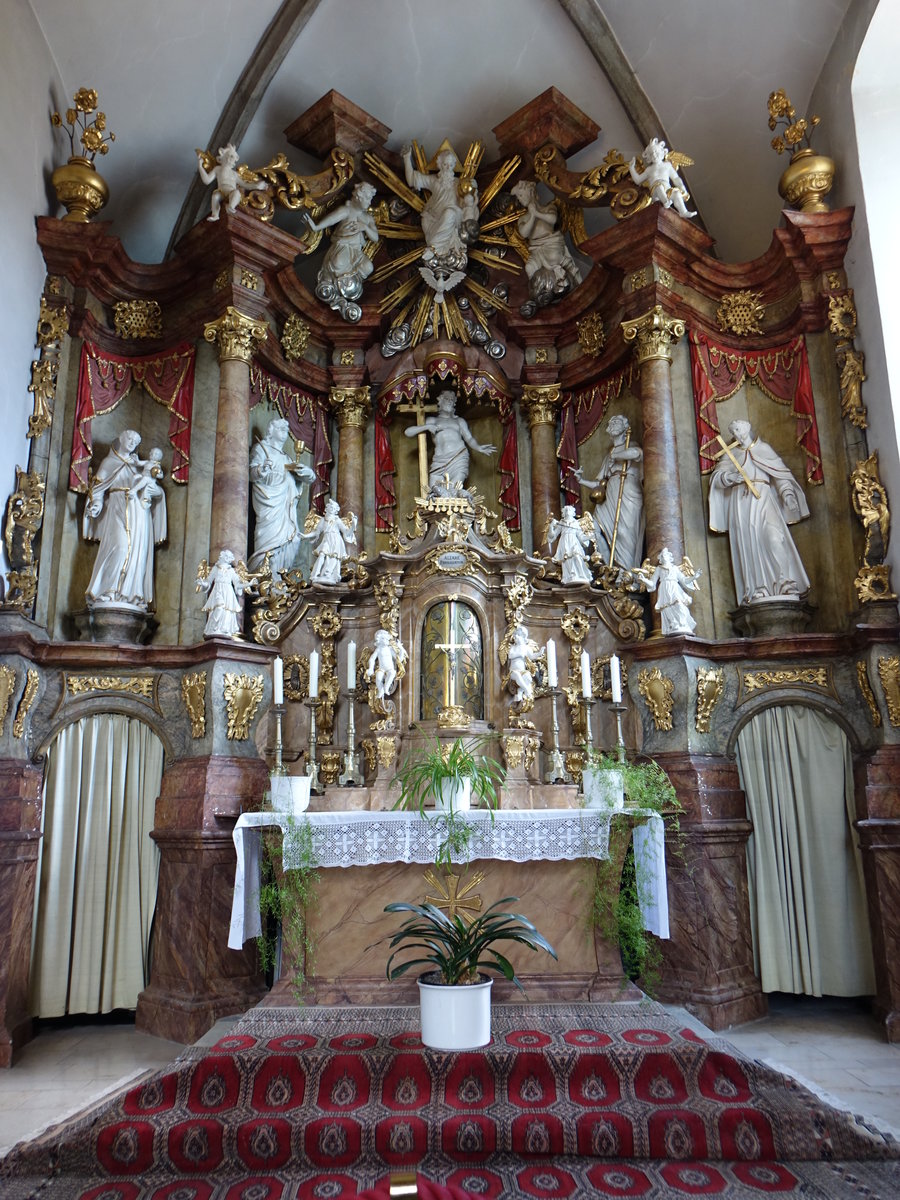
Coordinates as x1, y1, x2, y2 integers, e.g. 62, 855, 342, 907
392, 732, 505, 814
381, 897, 557, 1050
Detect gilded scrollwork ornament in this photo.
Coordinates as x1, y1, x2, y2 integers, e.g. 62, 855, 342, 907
13, 669, 39, 738
876, 656, 900, 728
850, 452, 896, 603
281, 313, 311, 362
309, 603, 342, 744
828, 291, 857, 339
577, 312, 605, 358
716, 290, 765, 337
0, 666, 17, 734
695, 667, 724, 733
560, 607, 591, 743
113, 299, 162, 340
181, 672, 207, 738
4, 468, 45, 611
638, 667, 675, 732
742, 666, 830, 695
66, 674, 155, 699
856, 661, 882, 728
223, 672, 265, 740
36, 295, 69, 347
837, 347, 867, 429
247, 148, 355, 225
27, 358, 57, 439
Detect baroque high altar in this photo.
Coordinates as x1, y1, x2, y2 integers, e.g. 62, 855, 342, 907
2, 86, 899, 1057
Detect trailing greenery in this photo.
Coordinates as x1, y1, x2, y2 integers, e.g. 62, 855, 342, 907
432, 809, 474, 869
256, 814, 319, 1004
392, 733, 506, 815
380, 897, 557, 990
585, 751, 678, 812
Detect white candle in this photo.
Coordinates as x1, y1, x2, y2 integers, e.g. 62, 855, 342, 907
580, 649, 592, 699
546, 638, 558, 688
610, 654, 622, 704
273, 656, 284, 706
347, 640, 356, 689
309, 649, 319, 699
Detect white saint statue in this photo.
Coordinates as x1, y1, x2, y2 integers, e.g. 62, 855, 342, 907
196, 549, 251, 639
303, 498, 358, 585
510, 180, 582, 309
708, 419, 810, 605
83, 429, 167, 610
574, 414, 645, 569
366, 629, 401, 701
401, 146, 479, 268
637, 547, 702, 636
547, 505, 594, 584
304, 181, 379, 321
506, 624, 540, 704
628, 138, 696, 219
249, 417, 316, 580
404, 390, 496, 493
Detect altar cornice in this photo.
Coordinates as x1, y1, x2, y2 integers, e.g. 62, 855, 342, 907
0, 630, 278, 670
619, 624, 900, 662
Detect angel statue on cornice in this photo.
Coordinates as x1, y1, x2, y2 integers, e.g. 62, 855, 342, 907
628, 137, 696, 219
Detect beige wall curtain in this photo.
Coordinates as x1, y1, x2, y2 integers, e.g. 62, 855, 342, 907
30, 714, 163, 1017
735, 704, 874, 997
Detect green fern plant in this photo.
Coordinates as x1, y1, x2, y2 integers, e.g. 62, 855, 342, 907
256, 815, 319, 1004
392, 732, 505, 813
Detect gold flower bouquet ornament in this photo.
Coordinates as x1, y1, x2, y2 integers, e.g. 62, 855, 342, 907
767, 88, 833, 213
50, 87, 116, 221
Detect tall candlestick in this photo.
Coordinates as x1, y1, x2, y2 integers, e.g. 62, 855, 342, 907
546, 638, 557, 688
610, 654, 622, 704
273, 656, 284, 706
347, 641, 356, 689
580, 649, 592, 699
309, 650, 319, 698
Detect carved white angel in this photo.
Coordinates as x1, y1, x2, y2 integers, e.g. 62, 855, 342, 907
635, 547, 702, 636
547, 505, 594, 584
366, 628, 403, 701
302, 498, 358, 585
506, 624, 540, 704
196, 549, 258, 639
628, 138, 696, 219
196, 143, 267, 221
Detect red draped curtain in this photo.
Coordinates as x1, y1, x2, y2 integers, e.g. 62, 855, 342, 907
690, 330, 823, 483
249, 365, 333, 512
559, 362, 638, 511
70, 342, 195, 491
375, 360, 519, 530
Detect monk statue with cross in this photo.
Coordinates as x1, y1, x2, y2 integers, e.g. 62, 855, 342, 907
403, 389, 495, 497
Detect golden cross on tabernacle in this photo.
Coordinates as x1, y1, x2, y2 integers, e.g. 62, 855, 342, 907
395, 393, 438, 499
435, 634, 468, 709
712, 433, 761, 499
423, 867, 485, 924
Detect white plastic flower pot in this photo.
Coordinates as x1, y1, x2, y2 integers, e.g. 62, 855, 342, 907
418, 972, 492, 1050
268, 774, 311, 817
436, 777, 471, 812
582, 766, 625, 811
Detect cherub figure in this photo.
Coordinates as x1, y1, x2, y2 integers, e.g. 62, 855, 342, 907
628, 138, 696, 219
547, 505, 594, 585
302, 498, 358, 585
366, 629, 399, 701
138, 446, 164, 501
506, 624, 540, 705
196, 549, 257, 639
196, 143, 267, 221
635, 547, 702, 636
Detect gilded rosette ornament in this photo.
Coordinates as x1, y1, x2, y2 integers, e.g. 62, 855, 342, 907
0, 666, 17, 734
856, 661, 882, 728
695, 667, 724, 733
521, 384, 562, 428
716, 291, 765, 337
281, 313, 310, 361
114, 300, 162, 340
577, 312, 605, 358
876, 656, 900, 728
181, 672, 207, 738
638, 666, 675, 732
223, 672, 265, 740
621, 306, 685, 364
204, 307, 268, 364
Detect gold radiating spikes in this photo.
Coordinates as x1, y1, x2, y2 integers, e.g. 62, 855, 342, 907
464, 276, 511, 313
363, 152, 424, 212
464, 295, 492, 334
462, 141, 485, 180
378, 275, 420, 315
370, 246, 425, 285
410, 293, 432, 345
445, 296, 471, 345
479, 155, 522, 212
376, 220, 425, 240
480, 212, 521, 233
469, 249, 522, 274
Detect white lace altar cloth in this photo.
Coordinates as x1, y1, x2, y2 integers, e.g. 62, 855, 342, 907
228, 808, 612, 950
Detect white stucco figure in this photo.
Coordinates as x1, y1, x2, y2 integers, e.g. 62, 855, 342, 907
303, 498, 358, 585
547, 505, 594, 584
366, 629, 401, 701
574, 414, 645, 569
638, 547, 701, 636
83, 429, 167, 610
304, 182, 379, 322
196, 550, 250, 639
709, 419, 810, 604
628, 138, 696, 219
404, 390, 496, 493
401, 145, 479, 269
506, 624, 540, 704
249, 417, 316, 581
510, 180, 582, 309
196, 143, 266, 221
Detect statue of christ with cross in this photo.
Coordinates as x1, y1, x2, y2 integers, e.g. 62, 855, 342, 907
403, 389, 496, 497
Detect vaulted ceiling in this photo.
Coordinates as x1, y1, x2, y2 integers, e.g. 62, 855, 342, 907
31, 0, 853, 266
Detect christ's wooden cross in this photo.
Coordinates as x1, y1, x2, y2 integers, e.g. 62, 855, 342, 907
712, 434, 761, 499
396, 392, 438, 498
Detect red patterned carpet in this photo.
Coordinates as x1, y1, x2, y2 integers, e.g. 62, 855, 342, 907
1, 1002, 898, 1198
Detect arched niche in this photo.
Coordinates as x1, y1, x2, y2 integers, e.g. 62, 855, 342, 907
419, 598, 484, 722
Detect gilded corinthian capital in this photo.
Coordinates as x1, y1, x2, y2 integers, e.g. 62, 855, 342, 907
521, 383, 562, 428
621, 305, 685, 364
203, 306, 268, 364
330, 386, 371, 428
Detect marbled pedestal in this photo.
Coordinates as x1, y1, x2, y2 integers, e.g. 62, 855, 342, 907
0, 762, 43, 1066
856, 745, 900, 1042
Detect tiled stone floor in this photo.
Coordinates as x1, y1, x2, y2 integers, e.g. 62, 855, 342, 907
1, 995, 898, 1155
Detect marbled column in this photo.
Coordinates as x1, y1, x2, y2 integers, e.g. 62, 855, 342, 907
651, 753, 766, 1030
0, 761, 43, 1066
621, 306, 686, 577
330, 387, 371, 524
856, 745, 900, 1042
203, 307, 268, 563
522, 384, 563, 555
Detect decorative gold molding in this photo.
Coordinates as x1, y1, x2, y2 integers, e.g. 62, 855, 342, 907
716, 290, 765, 337
850, 452, 895, 602
376, 734, 399, 772
181, 671, 207, 738
837, 346, 867, 429
638, 666, 674, 731
4, 467, 44, 612
629, 268, 649, 291
203, 306, 268, 364
856, 661, 882, 728
437, 705, 472, 728
577, 312, 605, 358
521, 384, 562, 427
501, 732, 539, 772
828, 291, 857, 339
66, 674, 155, 699
695, 666, 724, 733
240, 269, 261, 292
113, 299, 162, 340
0, 666, 16, 735
855, 565, 897, 605
658, 268, 674, 290
13, 669, 39, 738
533, 347, 550, 365
621, 306, 685, 365
214, 268, 229, 292
223, 672, 264, 739
740, 666, 831, 698
877, 656, 900, 727
330, 386, 371, 428
27, 359, 56, 439
36, 295, 69, 347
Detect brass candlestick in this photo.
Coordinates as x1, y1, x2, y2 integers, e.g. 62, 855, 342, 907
338, 689, 364, 787
544, 688, 571, 784
305, 697, 324, 795
272, 703, 286, 776
611, 701, 627, 763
